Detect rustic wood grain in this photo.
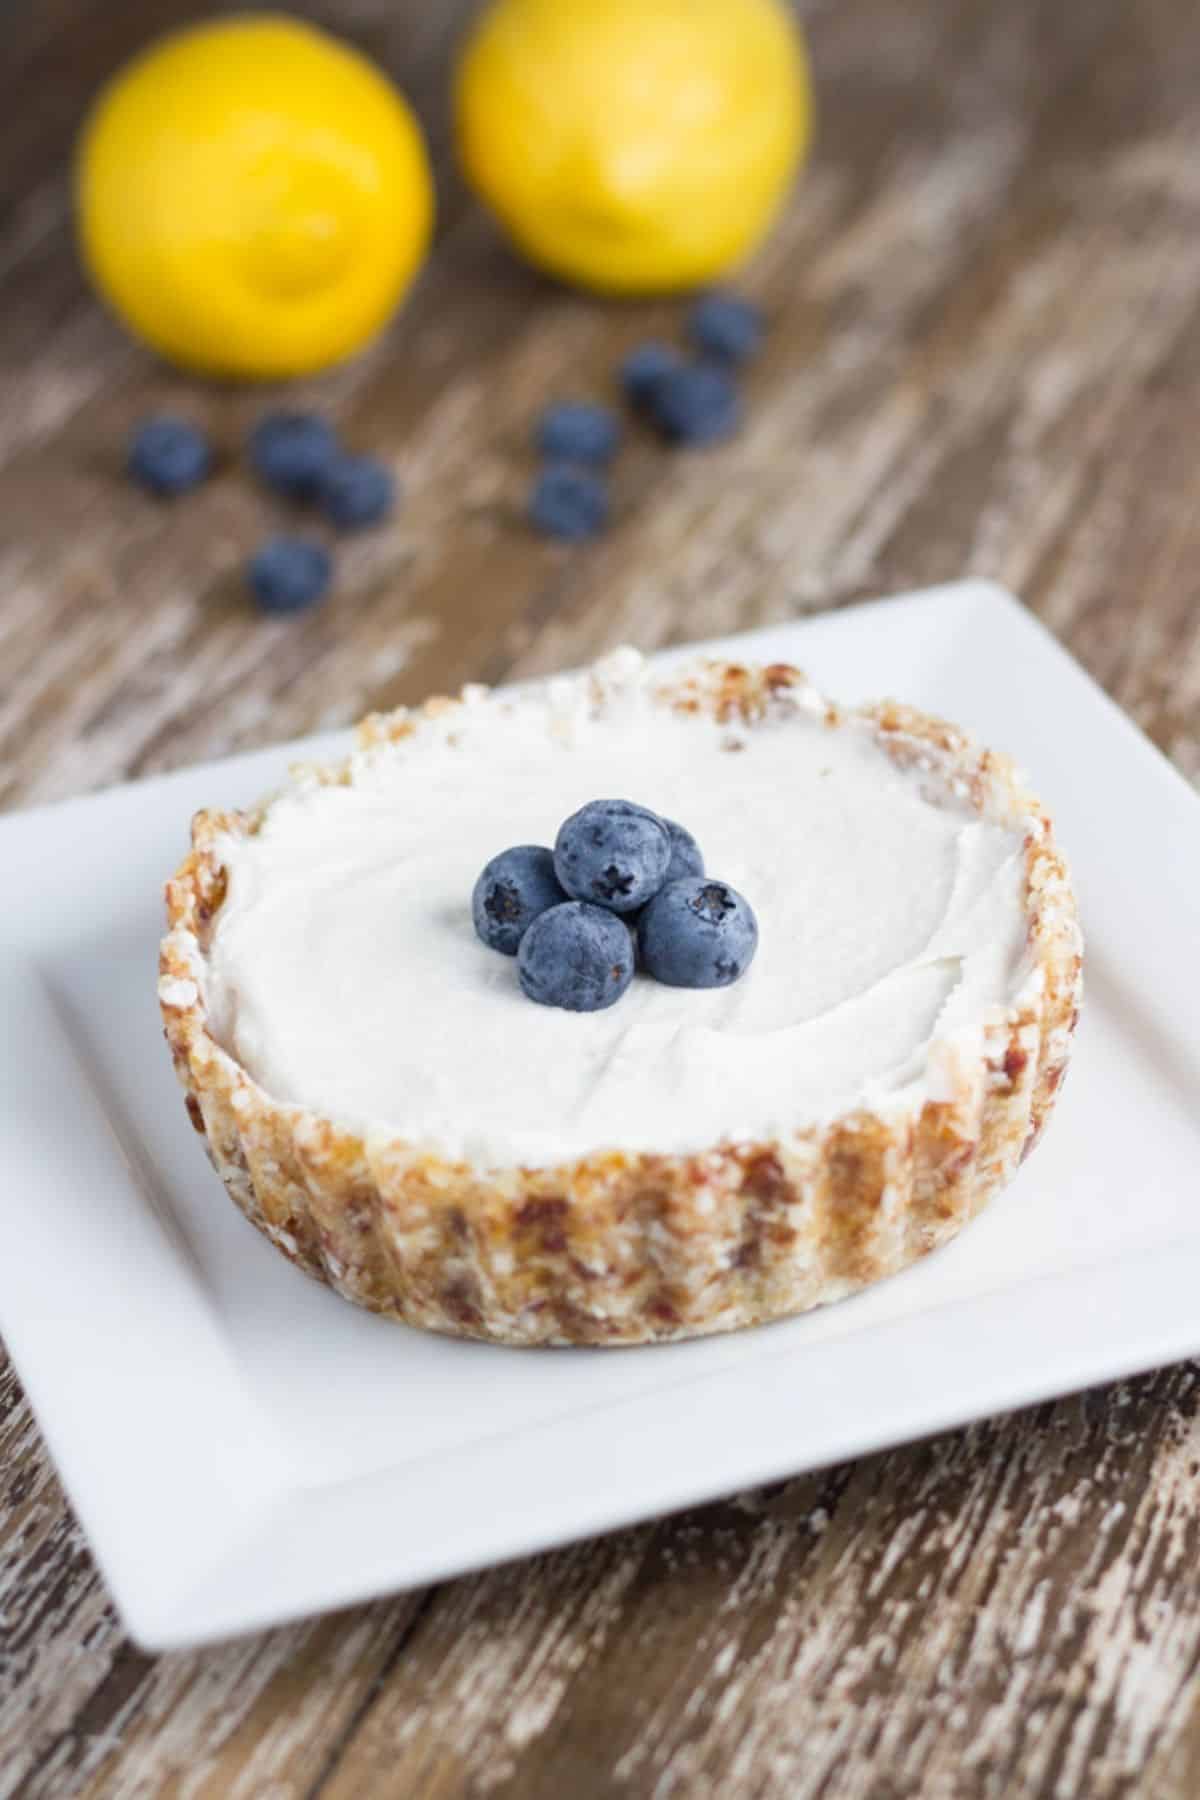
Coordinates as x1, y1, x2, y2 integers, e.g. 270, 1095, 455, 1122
3, 0, 1200, 1793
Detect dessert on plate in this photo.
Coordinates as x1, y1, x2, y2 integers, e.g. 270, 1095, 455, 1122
159, 650, 1082, 1346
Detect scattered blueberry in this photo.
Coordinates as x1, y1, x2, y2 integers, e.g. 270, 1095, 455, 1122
127, 417, 213, 497
249, 413, 339, 501
648, 364, 741, 446
619, 341, 681, 408
321, 453, 396, 530
638, 878, 759, 989
473, 845, 567, 956
247, 537, 332, 615
537, 402, 621, 466
687, 292, 764, 364
661, 818, 705, 883
518, 901, 635, 1012
529, 464, 610, 540
554, 799, 671, 914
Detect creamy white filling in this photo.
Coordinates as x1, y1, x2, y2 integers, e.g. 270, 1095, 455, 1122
204, 659, 1030, 1167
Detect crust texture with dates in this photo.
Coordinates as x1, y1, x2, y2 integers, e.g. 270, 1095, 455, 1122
159, 659, 1083, 1347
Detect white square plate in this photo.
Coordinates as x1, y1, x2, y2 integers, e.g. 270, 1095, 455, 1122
3, 581, 1198, 1651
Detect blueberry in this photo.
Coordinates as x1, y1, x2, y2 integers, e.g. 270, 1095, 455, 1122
249, 413, 339, 501
537, 402, 621, 466
619, 341, 681, 408
554, 799, 671, 914
687, 292, 764, 364
518, 902, 635, 1012
247, 537, 332, 614
529, 464, 609, 540
638, 878, 759, 988
127, 417, 213, 497
321, 454, 396, 530
473, 845, 567, 956
662, 818, 705, 883
648, 364, 741, 446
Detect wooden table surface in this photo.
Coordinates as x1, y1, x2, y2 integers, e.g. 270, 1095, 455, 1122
3, 0, 1200, 1793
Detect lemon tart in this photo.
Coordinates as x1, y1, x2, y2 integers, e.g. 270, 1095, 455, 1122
160, 652, 1082, 1345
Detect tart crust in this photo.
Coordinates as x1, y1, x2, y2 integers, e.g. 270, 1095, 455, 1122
159, 660, 1083, 1346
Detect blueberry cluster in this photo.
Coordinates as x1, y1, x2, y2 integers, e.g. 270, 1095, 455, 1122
126, 412, 397, 614
528, 291, 765, 540
620, 289, 762, 446
473, 799, 758, 1012
248, 414, 395, 529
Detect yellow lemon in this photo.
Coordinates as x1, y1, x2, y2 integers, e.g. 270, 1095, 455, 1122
454, 0, 812, 295
76, 16, 434, 379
